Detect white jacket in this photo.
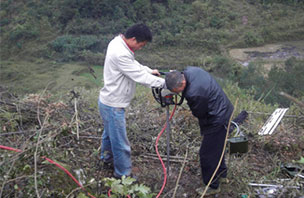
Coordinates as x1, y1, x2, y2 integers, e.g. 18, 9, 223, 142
99, 35, 165, 108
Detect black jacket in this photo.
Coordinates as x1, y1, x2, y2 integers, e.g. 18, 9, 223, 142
183, 66, 234, 134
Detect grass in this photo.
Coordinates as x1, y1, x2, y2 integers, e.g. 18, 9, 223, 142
0, 60, 104, 95
79, 65, 103, 87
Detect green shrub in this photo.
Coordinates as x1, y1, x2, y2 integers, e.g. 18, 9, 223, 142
244, 31, 264, 46
260, 0, 304, 6
9, 23, 39, 42
236, 58, 304, 106
267, 57, 304, 106
56, 35, 98, 52
133, 0, 153, 21
208, 56, 237, 78
103, 176, 155, 198
209, 16, 224, 29
79, 50, 105, 65
65, 19, 104, 35
150, 3, 167, 20
0, 18, 10, 26
0, 111, 21, 133
155, 31, 175, 45
261, 26, 275, 41
49, 35, 104, 61
237, 62, 267, 99
56, 2, 78, 26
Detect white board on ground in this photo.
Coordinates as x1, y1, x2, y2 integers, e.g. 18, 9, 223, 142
258, 108, 289, 135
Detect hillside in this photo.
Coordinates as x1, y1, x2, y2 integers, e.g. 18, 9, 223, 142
0, 0, 304, 197
1, 0, 304, 105
1, 0, 304, 64
0, 84, 303, 197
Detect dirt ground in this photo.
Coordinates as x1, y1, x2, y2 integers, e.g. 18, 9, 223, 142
0, 87, 303, 198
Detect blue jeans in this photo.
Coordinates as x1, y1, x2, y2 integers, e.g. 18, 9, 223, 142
98, 100, 132, 177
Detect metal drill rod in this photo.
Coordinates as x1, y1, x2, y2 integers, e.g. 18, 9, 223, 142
166, 105, 170, 176
248, 183, 300, 189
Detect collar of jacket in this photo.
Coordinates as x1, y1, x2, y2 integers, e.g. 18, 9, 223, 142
120, 34, 134, 54
182, 71, 188, 96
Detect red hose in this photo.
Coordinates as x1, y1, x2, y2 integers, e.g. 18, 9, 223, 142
0, 145, 22, 152
1, 103, 178, 198
155, 104, 177, 198
0, 145, 96, 198
108, 103, 177, 198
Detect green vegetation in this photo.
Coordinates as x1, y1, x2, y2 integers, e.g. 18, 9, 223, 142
1, 84, 303, 197
0, 60, 102, 95
104, 176, 155, 198
1, 1, 304, 197
1, 0, 304, 60
1, 0, 304, 105
234, 57, 304, 106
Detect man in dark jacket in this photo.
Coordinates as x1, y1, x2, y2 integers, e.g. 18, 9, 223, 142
165, 66, 234, 196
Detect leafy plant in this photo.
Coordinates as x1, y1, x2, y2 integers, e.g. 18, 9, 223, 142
103, 176, 155, 198
0, 111, 20, 132
296, 157, 304, 164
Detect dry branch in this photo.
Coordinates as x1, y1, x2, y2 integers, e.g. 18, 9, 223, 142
279, 92, 304, 109
172, 147, 188, 198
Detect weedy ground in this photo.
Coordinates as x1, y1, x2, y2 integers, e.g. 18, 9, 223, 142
0, 84, 303, 198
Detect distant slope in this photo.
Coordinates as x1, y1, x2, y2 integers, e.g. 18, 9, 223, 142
1, 0, 304, 64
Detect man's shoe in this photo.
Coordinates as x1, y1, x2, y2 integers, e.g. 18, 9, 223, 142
97, 158, 114, 170
103, 161, 114, 170
196, 186, 221, 196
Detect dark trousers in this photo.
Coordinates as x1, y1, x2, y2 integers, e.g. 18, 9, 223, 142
199, 124, 227, 189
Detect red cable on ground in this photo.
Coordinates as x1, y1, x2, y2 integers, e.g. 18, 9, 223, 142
41, 156, 96, 198
155, 104, 177, 198
107, 189, 112, 197
0, 145, 96, 198
1, 103, 178, 198
0, 145, 22, 153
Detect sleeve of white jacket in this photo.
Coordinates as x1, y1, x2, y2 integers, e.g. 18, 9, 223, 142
117, 55, 165, 88
134, 60, 153, 73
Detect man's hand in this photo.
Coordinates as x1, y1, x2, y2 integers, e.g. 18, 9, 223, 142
151, 69, 161, 76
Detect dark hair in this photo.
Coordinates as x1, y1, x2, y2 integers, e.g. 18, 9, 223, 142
165, 71, 185, 91
125, 23, 152, 42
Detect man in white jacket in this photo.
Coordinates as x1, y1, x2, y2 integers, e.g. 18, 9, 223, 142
98, 23, 165, 178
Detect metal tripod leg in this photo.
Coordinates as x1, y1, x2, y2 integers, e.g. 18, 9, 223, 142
166, 105, 170, 176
